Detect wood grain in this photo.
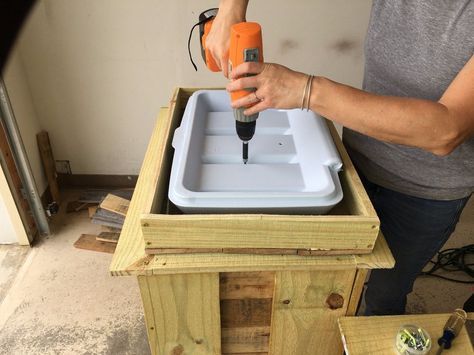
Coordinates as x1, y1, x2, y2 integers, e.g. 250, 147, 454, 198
221, 326, 270, 354
338, 314, 474, 355
220, 299, 272, 328
96, 232, 120, 244
100, 193, 130, 216
269, 270, 356, 355
74, 234, 116, 254
138, 273, 221, 355
219, 272, 274, 300
141, 214, 379, 252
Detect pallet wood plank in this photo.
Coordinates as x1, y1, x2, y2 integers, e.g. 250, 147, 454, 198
338, 314, 474, 355
220, 299, 272, 328
88, 206, 98, 218
96, 232, 120, 244
269, 270, 356, 355
221, 326, 270, 354
220, 272, 274, 300
138, 273, 221, 355
74, 234, 116, 254
37, 131, 60, 203
100, 193, 130, 216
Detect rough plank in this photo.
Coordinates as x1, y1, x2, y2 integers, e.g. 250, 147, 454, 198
96, 232, 120, 244
220, 299, 272, 328
89, 206, 98, 218
91, 207, 125, 229
141, 214, 379, 251
74, 234, 116, 254
219, 272, 274, 300
338, 314, 474, 355
221, 326, 270, 354
138, 273, 221, 355
269, 270, 356, 355
100, 193, 130, 216
37, 131, 60, 203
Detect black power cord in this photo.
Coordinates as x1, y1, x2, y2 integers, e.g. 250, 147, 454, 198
420, 244, 474, 284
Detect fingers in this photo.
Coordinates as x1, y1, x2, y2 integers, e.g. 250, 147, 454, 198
244, 100, 268, 116
226, 76, 259, 92
229, 62, 266, 80
230, 91, 267, 115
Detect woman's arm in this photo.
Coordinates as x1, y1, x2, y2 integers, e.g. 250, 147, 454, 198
205, 0, 249, 77
227, 55, 474, 156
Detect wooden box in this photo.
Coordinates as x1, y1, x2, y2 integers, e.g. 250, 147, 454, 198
140, 88, 380, 256
110, 88, 394, 355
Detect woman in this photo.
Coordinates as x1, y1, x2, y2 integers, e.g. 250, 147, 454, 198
206, 0, 474, 315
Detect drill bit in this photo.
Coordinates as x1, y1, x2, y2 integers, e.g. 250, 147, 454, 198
242, 141, 248, 164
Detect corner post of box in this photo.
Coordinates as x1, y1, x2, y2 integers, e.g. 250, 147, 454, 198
269, 269, 357, 355
138, 273, 221, 355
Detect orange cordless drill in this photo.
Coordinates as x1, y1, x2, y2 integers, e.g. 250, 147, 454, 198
198, 9, 263, 163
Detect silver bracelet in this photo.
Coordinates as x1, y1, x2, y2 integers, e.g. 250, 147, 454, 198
305, 75, 314, 111
301, 75, 311, 110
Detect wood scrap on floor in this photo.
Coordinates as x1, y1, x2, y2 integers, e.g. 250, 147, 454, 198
66, 201, 96, 213
73, 234, 116, 254
99, 193, 129, 216
96, 231, 120, 244
75, 190, 132, 252
91, 208, 125, 229
78, 188, 133, 204
88, 206, 98, 218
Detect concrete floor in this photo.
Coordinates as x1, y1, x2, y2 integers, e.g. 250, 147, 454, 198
0, 190, 150, 355
0, 191, 472, 354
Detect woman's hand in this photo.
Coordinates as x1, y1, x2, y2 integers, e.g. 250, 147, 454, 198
227, 62, 308, 115
206, 1, 248, 77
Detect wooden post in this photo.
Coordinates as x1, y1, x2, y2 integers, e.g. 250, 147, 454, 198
138, 273, 221, 355
269, 270, 356, 355
37, 131, 60, 203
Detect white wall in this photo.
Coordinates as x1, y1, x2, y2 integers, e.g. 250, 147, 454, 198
14, 0, 371, 175
0, 165, 29, 244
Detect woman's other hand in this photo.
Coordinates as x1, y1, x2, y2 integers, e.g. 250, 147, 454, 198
206, 0, 248, 78
227, 62, 308, 115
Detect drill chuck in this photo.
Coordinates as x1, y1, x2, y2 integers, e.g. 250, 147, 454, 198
236, 120, 256, 142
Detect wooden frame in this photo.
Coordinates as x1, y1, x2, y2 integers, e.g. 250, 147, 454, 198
110, 88, 394, 355
139, 87, 380, 255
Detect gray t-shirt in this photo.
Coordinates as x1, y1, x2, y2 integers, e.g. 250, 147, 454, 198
343, 0, 474, 200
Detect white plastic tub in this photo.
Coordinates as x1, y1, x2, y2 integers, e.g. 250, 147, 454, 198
168, 90, 343, 214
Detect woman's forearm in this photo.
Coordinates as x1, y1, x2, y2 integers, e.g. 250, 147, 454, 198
310, 76, 465, 156
218, 0, 249, 18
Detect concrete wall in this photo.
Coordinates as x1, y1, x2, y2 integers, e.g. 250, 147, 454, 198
13, 0, 371, 175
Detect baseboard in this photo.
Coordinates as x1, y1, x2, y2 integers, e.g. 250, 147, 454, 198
57, 174, 138, 189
